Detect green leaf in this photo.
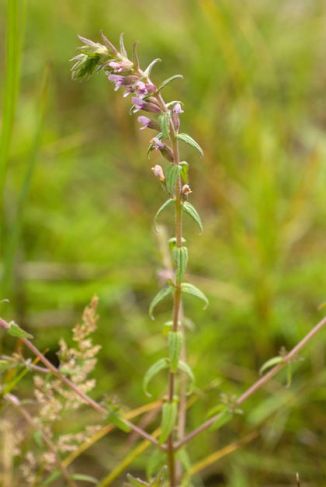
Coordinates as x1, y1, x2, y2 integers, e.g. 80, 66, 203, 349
125, 474, 149, 486
259, 356, 284, 376
176, 133, 203, 156
180, 161, 189, 184
151, 467, 169, 487
154, 198, 174, 229
210, 409, 233, 431
119, 32, 127, 57
146, 449, 166, 480
143, 358, 169, 397
149, 286, 173, 320
181, 282, 208, 309
168, 331, 183, 373
159, 400, 177, 443
144, 58, 161, 77
159, 112, 170, 139
158, 74, 183, 92
176, 448, 192, 472
178, 360, 195, 392
72, 474, 98, 484
8, 322, 33, 340
165, 164, 181, 196
107, 410, 131, 433
173, 246, 188, 282
182, 202, 203, 232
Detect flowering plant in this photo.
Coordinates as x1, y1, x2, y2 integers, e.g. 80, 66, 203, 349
0, 31, 325, 487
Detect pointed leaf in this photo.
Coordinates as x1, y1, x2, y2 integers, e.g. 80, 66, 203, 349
119, 32, 127, 57
173, 246, 188, 282
180, 161, 189, 184
151, 467, 168, 487
143, 358, 169, 397
183, 202, 203, 232
144, 58, 161, 77
168, 331, 183, 373
165, 164, 181, 196
178, 360, 195, 392
107, 410, 131, 433
159, 401, 178, 443
72, 474, 98, 484
181, 283, 208, 309
176, 448, 192, 472
125, 474, 149, 486
259, 356, 284, 376
159, 112, 170, 139
146, 449, 166, 480
149, 286, 173, 320
154, 198, 174, 229
158, 75, 183, 92
8, 322, 33, 340
132, 42, 140, 69
166, 100, 182, 108
176, 133, 203, 156
210, 409, 233, 431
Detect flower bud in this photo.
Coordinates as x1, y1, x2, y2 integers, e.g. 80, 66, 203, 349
150, 137, 174, 162
151, 164, 165, 182
171, 102, 184, 132
182, 184, 192, 195
108, 58, 133, 73
132, 97, 161, 113
138, 116, 160, 131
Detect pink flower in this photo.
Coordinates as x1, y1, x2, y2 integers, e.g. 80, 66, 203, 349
137, 116, 160, 131
108, 74, 124, 91
108, 58, 133, 73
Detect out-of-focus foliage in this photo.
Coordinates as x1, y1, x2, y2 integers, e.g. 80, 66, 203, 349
0, 0, 325, 485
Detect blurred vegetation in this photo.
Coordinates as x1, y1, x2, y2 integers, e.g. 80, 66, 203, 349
0, 0, 326, 485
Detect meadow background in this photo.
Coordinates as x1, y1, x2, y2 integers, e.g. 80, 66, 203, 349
1, 0, 326, 485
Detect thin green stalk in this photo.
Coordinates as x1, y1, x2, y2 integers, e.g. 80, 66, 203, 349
166, 136, 182, 487
0, 0, 26, 248
2, 69, 49, 298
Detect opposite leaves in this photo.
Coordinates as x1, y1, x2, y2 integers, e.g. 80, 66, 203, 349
173, 246, 188, 282
159, 400, 178, 444
176, 133, 203, 156
181, 282, 208, 309
154, 198, 174, 229
183, 201, 203, 232
166, 164, 181, 196
149, 286, 173, 320
143, 358, 169, 397
168, 331, 183, 373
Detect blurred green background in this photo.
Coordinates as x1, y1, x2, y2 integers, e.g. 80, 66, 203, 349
1, 0, 326, 485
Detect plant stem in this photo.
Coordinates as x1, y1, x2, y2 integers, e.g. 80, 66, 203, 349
165, 128, 183, 486
0, 318, 161, 450
175, 315, 326, 450
142, 71, 185, 485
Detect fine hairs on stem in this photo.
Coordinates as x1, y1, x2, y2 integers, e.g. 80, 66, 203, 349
0, 32, 325, 487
